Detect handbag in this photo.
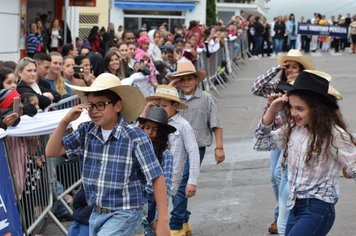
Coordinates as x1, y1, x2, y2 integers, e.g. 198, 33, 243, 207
35, 43, 42, 52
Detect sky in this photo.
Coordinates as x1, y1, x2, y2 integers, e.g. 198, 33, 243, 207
266, 0, 356, 20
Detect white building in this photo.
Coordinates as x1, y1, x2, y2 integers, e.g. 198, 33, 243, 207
217, 0, 269, 24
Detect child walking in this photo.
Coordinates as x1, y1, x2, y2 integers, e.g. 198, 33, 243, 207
137, 106, 175, 236
45, 73, 170, 236
253, 70, 356, 236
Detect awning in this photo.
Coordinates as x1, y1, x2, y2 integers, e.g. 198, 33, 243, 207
114, 1, 196, 11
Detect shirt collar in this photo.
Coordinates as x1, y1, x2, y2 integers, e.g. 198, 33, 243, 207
88, 116, 126, 141
179, 87, 202, 101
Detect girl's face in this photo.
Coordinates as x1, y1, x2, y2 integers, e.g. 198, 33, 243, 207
80, 58, 91, 75
63, 58, 75, 78
2, 73, 17, 90
128, 44, 136, 58
109, 54, 120, 72
158, 99, 177, 118
118, 44, 129, 59
19, 63, 37, 85
289, 94, 311, 127
142, 121, 159, 140
140, 42, 149, 51
284, 61, 301, 82
154, 32, 161, 45
50, 55, 63, 75
30, 23, 37, 32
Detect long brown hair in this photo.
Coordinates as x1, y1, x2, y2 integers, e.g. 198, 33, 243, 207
282, 91, 355, 167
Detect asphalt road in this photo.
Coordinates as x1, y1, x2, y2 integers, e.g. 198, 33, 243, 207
44, 50, 356, 235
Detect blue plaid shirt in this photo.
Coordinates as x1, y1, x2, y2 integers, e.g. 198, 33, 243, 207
63, 118, 163, 211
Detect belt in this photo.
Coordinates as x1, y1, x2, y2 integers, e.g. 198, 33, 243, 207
94, 206, 113, 214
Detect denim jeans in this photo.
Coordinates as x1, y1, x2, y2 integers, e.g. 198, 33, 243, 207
143, 192, 156, 236
285, 198, 335, 236
270, 148, 281, 220
274, 39, 284, 54
170, 147, 206, 230
68, 220, 89, 236
277, 168, 289, 236
253, 36, 263, 56
89, 208, 142, 236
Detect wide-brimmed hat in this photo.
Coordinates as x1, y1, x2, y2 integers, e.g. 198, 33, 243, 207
277, 49, 315, 70
137, 106, 176, 133
146, 85, 188, 109
167, 60, 207, 82
66, 73, 145, 122
277, 70, 338, 109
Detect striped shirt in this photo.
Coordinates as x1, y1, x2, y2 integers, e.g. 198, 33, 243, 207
63, 118, 163, 211
254, 122, 356, 209
27, 32, 43, 54
179, 88, 222, 147
169, 113, 200, 194
251, 66, 282, 98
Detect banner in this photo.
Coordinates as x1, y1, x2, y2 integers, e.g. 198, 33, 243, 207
0, 139, 23, 236
298, 23, 349, 38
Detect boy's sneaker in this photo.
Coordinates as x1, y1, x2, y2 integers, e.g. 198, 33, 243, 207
183, 222, 192, 235
170, 229, 186, 236
268, 221, 278, 234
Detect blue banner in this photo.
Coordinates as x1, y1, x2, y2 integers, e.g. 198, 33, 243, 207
298, 23, 349, 38
0, 139, 23, 236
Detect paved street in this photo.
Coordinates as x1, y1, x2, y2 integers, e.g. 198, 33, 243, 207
44, 51, 356, 235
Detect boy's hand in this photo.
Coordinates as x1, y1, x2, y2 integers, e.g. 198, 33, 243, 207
185, 184, 196, 198
215, 148, 225, 164
141, 100, 158, 117
168, 78, 180, 87
62, 103, 89, 123
155, 219, 170, 236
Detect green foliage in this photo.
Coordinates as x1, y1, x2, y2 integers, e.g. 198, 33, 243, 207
206, 0, 217, 26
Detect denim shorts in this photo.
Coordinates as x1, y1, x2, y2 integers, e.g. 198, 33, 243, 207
286, 198, 335, 236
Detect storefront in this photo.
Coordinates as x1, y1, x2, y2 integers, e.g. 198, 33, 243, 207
111, 0, 206, 33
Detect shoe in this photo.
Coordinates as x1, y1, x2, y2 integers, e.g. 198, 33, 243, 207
268, 221, 278, 234
183, 222, 192, 236
170, 229, 186, 236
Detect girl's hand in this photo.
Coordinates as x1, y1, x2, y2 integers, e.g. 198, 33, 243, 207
267, 92, 282, 105
62, 103, 89, 124
269, 94, 288, 114
3, 113, 19, 126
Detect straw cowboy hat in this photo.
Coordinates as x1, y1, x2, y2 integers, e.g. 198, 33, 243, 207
277, 49, 316, 70
167, 60, 207, 82
277, 70, 339, 109
66, 73, 145, 122
137, 106, 176, 133
146, 85, 188, 109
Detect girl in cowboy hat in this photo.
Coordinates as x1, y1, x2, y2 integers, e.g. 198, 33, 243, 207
251, 49, 315, 234
136, 106, 175, 236
254, 70, 356, 236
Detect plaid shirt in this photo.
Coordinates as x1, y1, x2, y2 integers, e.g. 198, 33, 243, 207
179, 88, 222, 147
63, 118, 163, 211
251, 66, 282, 98
169, 113, 200, 194
146, 149, 173, 197
254, 121, 356, 209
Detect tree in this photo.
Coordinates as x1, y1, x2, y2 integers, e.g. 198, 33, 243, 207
206, 0, 217, 26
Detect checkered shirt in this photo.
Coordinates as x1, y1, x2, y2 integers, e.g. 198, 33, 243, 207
251, 66, 282, 98
63, 118, 163, 211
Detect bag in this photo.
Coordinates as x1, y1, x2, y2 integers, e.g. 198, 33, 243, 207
35, 44, 42, 52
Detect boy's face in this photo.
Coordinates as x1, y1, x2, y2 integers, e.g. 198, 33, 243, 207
86, 94, 122, 130
178, 74, 198, 95
157, 99, 178, 118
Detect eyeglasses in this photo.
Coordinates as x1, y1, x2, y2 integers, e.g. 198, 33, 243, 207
86, 101, 113, 111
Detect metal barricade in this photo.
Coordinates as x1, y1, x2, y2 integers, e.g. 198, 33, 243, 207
198, 51, 219, 99
240, 31, 252, 59
44, 95, 81, 112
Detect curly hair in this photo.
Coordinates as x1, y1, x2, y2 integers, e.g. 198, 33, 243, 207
281, 91, 355, 167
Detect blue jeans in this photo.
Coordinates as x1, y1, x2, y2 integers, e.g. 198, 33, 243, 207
286, 198, 335, 236
253, 36, 263, 56
68, 220, 89, 236
89, 208, 142, 236
170, 147, 206, 230
143, 193, 156, 236
275, 39, 284, 54
270, 149, 281, 220
277, 167, 289, 236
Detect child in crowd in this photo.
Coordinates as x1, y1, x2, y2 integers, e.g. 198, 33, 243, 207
144, 84, 200, 236
253, 70, 356, 236
136, 106, 175, 236
168, 60, 225, 235
45, 73, 170, 236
